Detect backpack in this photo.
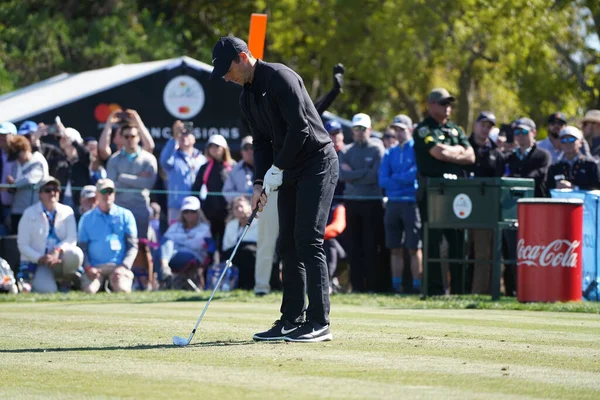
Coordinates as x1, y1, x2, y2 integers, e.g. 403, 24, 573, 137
0, 258, 17, 294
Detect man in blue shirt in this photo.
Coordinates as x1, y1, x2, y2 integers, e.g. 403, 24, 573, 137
159, 120, 206, 224
378, 115, 422, 293
78, 179, 138, 293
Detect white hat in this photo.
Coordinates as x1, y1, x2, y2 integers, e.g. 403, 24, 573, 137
352, 113, 371, 129
80, 185, 97, 199
559, 126, 583, 141
0, 122, 17, 135
64, 127, 83, 145
582, 110, 600, 125
207, 134, 228, 149
181, 196, 201, 212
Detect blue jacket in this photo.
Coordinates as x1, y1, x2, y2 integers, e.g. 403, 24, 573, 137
159, 139, 207, 209
378, 139, 417, 202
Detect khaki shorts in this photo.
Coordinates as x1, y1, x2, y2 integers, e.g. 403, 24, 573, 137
81, 263, 134, 294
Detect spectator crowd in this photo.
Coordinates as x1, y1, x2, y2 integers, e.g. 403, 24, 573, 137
2, 84, 600, 297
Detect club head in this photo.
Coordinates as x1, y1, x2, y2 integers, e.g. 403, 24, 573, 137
172, 336, 189, 347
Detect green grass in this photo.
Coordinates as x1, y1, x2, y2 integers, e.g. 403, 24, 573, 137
1, 292, 599, 399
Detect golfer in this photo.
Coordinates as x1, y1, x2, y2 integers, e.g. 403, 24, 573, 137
210, 36, 338, 343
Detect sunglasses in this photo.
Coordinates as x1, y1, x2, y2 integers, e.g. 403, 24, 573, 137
100, 188, 114, 195
438, 100, 453, 106
513, 129, 530, 136
383, 134, 395, 139
42, 187, 59, 193
560, 136, 577, 144
352, 126, 367, 132
242, 145, 253, 151
549, 120, 565, 126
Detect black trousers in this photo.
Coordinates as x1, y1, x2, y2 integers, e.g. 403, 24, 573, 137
345, 200, 384, 293
324, 238, 346, 281
277, 154, 338, 326
223, 242, 257, 290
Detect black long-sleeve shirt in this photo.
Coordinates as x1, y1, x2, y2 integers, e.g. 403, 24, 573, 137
239, 60, 334, 183
464, 134, 505, 177
506, 144, 551, 197
546, 155, 600, 191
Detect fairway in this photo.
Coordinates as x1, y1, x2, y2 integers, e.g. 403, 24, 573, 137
1, 294, 599, 399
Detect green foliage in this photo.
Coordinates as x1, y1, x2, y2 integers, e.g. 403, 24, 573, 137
0, 0, 598, 131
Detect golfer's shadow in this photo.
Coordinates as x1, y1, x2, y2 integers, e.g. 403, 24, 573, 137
0, 340, 254, 353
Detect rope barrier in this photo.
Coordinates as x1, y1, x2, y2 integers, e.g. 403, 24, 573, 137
0, 184, 414, 201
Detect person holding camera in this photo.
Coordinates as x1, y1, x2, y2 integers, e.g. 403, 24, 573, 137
98, 108, 155, 163
159, 120, 207, 224
53, 127, 92, 214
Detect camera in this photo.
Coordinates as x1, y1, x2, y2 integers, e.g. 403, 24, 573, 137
499, 123, 514, 144
47, 124, 58, 135
182, 121, 194, 132
117, 111, 130, 121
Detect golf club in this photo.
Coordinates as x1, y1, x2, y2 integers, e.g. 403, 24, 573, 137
172, 197, 263, 347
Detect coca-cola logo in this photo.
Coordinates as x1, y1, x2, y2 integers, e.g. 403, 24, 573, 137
517, 239, 580, 268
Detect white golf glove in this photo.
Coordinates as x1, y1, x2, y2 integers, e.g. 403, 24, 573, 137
263, 165, 283, 195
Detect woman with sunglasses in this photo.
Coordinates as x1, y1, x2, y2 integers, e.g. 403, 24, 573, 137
16, 176, 83, 293
546, 126, 600, 191
191, 134, 235, 255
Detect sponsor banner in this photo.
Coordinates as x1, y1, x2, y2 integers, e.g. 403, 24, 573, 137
551, 189, 600, 301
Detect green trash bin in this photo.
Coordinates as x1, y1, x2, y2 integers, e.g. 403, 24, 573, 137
423, 177, 535, 299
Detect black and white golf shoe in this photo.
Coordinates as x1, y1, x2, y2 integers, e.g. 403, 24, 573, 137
284, 321, 332, 343
253, 320, 301, 342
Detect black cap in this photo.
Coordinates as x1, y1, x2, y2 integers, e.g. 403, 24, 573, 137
476, 111, 496, 125
210, 36, 249, 80
547, 112, 567, 124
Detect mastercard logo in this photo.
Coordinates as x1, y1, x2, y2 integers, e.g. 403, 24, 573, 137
94, 103, 123, 122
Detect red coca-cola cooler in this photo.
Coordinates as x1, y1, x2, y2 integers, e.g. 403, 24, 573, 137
517, 198, 583, 302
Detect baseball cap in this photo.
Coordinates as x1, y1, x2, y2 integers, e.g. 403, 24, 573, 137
428, 88, 455, 104
352, 113, 371, 129
514, 117, 536, 131
96, 178, 115, 191
325, 120, 342, 134
559, 126, 583, 141
582, 109, 600, 125
210, 36, 249, 80
476, 111, 496, 125
84, 136, 97, 144
80, 185, 97, 199
64, 127, 83, 144
390, 114, 412, 129
38, 176, 61, 192
207, 134, 229, 149
548, 112, 568, 124
180, 196, 201, 212
0, 122, 17, 135
241, 135, 253, 147
18, 121, 37, 135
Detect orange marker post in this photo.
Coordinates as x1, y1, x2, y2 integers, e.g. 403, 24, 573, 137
248, 13, 268, 60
